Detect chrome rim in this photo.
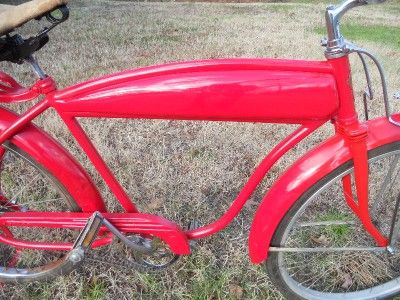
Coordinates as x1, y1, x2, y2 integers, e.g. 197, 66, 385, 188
276, 148, 400, 299
0, 143, 79, 282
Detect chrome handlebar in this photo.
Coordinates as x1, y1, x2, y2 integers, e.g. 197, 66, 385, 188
324, 0, 385, 58
323, 0, 400, 127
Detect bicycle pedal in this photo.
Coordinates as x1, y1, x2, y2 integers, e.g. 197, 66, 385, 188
187, 219, 201, 249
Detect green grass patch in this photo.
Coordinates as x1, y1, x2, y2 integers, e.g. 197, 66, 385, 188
81, 280, 106, 300
190, 269, 230, 300
227, 4, 293, 15
315, 24, 400, 50
297, 0, 332, 2
138, 273, 164, 296
319, 211, 352, 243
141, 34, 182, 44
25, 283, 52, 300
325, 223, 351, 243
265, 4, 293, 13
384, 4, 400, 14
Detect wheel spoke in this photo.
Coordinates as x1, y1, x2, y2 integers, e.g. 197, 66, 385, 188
9, 173, 41, 204
270, 246, 386, 252
371, 155, 400, 217
296, 220, 356, 227
0, 144, 80, 282
268, 145, 400, 298
17, 197, 63, 208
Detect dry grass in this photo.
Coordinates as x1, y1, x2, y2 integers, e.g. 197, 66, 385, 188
0, 0, 400, 299
280, 152, 400, 293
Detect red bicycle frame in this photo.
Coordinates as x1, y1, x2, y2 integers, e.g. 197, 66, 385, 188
0, 53, 396, 263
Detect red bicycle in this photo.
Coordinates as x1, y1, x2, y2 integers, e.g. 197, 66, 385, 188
0, 0, 399, 298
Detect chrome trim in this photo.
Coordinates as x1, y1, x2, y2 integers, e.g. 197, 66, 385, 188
296, 220, 356, 227
269, 246, 387, 252
25, 55, 47, 79
0, 211, 102, 282
357, 52, 373, 120
340, 42, 400, 127
325, 0, 366, 58
389, 193, 400, 249
324, 0, 386, 58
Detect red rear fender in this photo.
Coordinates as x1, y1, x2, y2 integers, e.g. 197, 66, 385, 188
248, 116, 400, 264
0, 107, 106, 212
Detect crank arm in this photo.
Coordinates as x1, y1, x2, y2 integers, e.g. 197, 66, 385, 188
83, 212, 152, 253
70, 211, 152, 263
0, 212, 104, 283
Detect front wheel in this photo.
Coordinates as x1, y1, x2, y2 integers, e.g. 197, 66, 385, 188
266, 142, 400, 299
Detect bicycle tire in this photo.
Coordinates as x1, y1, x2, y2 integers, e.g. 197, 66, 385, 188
0, 141, 81, 282
266, 141, 400, 299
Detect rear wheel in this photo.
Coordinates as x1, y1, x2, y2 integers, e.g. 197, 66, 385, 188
0, 142, 81, 282
266, 142, 400, 299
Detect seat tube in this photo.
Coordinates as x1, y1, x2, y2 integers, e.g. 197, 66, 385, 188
330, 55, 388, 246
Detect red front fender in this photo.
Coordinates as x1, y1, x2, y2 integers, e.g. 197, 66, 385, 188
248, 116, 400, 264
0, 107, 106, 212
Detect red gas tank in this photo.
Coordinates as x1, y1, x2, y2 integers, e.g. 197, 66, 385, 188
54, 58, 339, 124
